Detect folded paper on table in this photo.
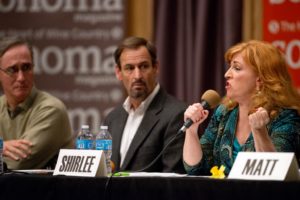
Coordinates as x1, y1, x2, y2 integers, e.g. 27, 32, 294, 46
53, 149, 107, 177
228, 152, 299, 181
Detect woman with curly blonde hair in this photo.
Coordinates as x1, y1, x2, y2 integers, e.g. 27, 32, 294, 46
183, 40, 300, 175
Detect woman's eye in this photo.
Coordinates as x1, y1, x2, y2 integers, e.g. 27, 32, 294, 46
232, 65, 241, 70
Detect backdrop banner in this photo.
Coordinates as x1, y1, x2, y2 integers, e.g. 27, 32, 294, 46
0, 0, 127, 132
263, 0, 300, 92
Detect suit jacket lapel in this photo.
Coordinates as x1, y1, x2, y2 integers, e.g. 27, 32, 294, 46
121, 89, 166, 170
111, 107, 128, 171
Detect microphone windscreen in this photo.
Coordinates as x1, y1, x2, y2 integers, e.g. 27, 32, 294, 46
201, 90, 221, 109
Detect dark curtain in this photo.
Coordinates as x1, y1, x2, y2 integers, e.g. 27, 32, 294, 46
154, 0, 243, 104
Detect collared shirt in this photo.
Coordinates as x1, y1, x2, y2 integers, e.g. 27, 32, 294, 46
8, 106, 23, 119
120, 84, 160, 166
6, 87, 37, 119
0, 87, 73, 169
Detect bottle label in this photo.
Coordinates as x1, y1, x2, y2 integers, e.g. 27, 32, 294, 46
76, 139, 94, 149
95, 140, 112, 150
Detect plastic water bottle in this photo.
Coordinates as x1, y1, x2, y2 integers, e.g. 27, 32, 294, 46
0, 136, 3, 173
95, 125, 112, 174
76, 125, 94, 149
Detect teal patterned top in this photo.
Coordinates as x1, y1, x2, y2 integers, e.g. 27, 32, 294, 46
184, 105, 300, 175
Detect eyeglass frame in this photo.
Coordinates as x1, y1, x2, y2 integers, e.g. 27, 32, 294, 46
0, 63, 33, 77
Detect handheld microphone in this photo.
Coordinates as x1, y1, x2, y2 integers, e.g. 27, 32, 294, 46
112, 90, 220, 174
180, 89, 221, 132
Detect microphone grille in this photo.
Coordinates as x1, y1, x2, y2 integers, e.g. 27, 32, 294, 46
201, 89, 221, 109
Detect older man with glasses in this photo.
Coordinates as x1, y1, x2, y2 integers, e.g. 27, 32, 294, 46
0, 36, 74, 170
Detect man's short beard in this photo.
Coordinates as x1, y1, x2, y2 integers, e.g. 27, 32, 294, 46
130, 89, 148, 100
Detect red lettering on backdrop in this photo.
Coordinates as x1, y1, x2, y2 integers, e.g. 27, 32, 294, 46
263, 0, 300, 91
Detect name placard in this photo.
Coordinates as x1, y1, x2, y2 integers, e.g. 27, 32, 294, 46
228, 152, 299, 181
53, 149, 107, 177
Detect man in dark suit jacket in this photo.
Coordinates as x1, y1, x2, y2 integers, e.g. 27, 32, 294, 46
104, 36, 187, 173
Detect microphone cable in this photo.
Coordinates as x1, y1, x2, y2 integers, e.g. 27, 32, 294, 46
103, 128, 185, 200
103, 171, 114, 200
136, 128, 184, 172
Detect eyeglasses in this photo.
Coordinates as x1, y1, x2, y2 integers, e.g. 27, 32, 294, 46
0, 63, 33, 77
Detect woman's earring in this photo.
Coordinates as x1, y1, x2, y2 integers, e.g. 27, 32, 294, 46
256, 89, 261, 95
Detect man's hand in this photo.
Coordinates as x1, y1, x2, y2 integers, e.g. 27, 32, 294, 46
3, 139, 33, 161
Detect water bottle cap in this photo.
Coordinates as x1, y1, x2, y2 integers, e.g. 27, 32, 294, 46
81, 125, 89, 129
100, 125, 108, 129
